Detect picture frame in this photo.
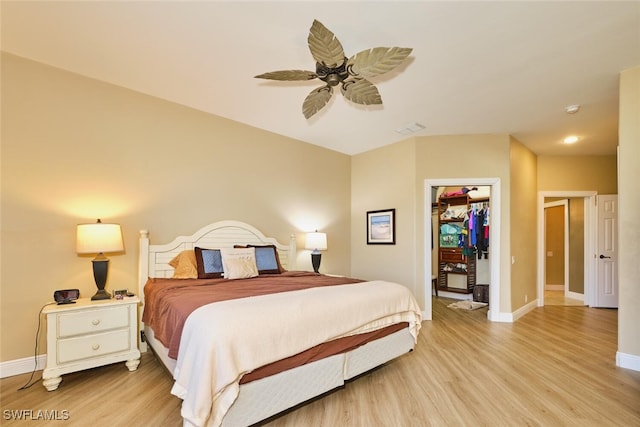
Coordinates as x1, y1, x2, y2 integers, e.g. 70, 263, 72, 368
366, 209, 396, 244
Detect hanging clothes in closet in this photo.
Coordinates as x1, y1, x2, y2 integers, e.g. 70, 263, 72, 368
463, 202, 490, 259
474, 205, 489, 259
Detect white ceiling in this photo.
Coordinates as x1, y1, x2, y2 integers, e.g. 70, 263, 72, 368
2, 1, 639, 156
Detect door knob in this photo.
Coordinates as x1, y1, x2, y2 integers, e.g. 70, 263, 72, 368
599, 254, 611, 259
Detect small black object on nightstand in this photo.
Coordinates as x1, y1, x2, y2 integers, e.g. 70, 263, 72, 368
53, 289, 79, 305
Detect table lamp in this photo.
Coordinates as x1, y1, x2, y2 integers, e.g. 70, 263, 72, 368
77, 219, 124, 300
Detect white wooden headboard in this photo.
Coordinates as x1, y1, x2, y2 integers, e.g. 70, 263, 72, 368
138, 220, 297, 301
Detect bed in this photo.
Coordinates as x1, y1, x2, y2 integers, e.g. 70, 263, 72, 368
138, 220, 422, 427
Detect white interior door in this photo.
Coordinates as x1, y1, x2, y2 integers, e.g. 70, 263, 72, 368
596, 195, 618, 308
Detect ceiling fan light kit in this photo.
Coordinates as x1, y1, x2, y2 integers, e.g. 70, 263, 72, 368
255, 20, 412, 119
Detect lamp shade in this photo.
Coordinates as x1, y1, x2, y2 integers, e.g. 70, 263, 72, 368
77, 220, 124, 254
305, 232, 327, 251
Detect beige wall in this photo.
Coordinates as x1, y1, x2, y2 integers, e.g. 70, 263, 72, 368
509, 138, 538, 310
1, 54, 352, 362
352, 134, 514, 315
618, 66, 640, 363
538, 156, 617, 193
350, 140, 417, 293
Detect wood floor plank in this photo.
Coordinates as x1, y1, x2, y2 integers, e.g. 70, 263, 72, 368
2, 297, 638, 426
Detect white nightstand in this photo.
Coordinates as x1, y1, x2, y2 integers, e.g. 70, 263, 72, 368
42, 296, 141, 391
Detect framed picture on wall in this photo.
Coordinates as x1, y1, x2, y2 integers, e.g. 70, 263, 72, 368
366, 209, 396, 244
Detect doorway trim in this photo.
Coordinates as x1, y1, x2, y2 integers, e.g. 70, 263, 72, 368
425, 177, 503, 322
537, 191, 596, 307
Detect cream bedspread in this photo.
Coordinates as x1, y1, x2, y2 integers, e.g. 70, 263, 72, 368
170, 280, 422, 427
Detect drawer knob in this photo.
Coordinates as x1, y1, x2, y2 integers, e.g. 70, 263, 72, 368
91, 319, 101, 326
92, 344, 100, 351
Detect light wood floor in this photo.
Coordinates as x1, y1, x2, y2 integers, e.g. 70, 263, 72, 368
544, 290, 584, 306
2, 297, 639, 426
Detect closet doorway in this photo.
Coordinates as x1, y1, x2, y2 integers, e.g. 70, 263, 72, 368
424, 178, 502, 322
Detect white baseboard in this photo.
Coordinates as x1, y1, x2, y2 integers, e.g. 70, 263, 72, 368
511, 299, 538, 321
0, 354, 46, 379
545, 284, 564, 291
487, 310, 513, 322
616, 351, 640, 372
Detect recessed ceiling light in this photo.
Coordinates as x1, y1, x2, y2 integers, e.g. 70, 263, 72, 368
565, 105, 580, 114
564, 135, 579, 144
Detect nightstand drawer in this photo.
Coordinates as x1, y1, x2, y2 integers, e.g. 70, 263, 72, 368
57, 306, 129, 337
57, 329, 131, 363
440, 248, 464, 263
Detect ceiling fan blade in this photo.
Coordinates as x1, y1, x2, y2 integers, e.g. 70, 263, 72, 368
307, 20, 346, 68
341, 78, 382, 105
254, 70, 317, 81
346, 47, 412, 79
302, 85, 333, 119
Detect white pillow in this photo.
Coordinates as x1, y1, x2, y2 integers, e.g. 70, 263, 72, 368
224, 257, 259, 279
220, 247, 258, 279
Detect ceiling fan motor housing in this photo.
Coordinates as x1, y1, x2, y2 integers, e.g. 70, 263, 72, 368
316, 60, 349, 86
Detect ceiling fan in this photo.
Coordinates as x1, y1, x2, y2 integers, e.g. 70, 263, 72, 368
255, 20, 412, 119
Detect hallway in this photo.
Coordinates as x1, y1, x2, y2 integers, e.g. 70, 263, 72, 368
544, 290, 584, 306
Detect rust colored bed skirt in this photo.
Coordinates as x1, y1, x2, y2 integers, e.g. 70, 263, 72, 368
240, 322, 408, 384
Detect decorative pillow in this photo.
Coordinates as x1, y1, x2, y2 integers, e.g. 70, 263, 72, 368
194, 247, 224, 279
168, 250, 197, 279
220, 247, 258, 279
233, 244, 285, 274
224, 257, 259, 280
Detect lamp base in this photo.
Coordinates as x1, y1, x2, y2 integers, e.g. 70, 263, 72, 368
311, 252, 322, 273
91, 289, 112, 300
91, 256, 111, 300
